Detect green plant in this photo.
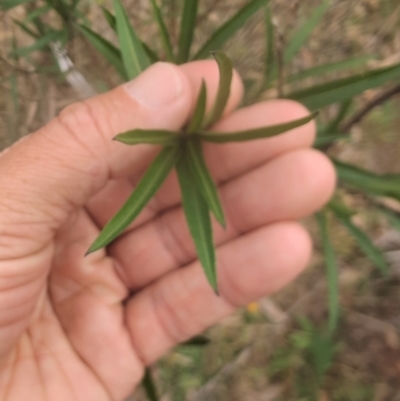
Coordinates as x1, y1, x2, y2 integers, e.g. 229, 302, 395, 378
3, 0, 400, 398
85, 48, 315, 291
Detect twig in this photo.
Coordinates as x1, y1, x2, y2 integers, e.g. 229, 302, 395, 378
50, 42, 97, 99
340, 83, 400, 132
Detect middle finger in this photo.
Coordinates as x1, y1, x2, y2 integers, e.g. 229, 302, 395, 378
109, 148, 335, 290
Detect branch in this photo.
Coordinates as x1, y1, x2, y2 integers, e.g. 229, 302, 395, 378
340, 82, 400, 132
50, 42, 97, 99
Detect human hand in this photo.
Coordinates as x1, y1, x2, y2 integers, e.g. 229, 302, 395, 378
0, 61, 335, 400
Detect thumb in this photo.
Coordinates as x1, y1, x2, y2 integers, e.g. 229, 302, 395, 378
0, 62, 192, 256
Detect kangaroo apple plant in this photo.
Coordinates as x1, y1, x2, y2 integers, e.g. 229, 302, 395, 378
86, 51, 316, 292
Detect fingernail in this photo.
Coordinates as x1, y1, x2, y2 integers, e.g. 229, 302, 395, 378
124, 62, 184, 108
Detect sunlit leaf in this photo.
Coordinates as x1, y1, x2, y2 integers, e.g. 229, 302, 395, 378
187, 139, 225, 227
193, 0, 267, 60
287, 56, 372, 83
187, 80, 207, 133
317, 211, 340, 336
79, 25, 127, 80
87, 146, 180, 253
150, 0, 174, 62
177, 0, 198, 63
114, 129, 178, 145
113, 0, 150, 80
284, 0, 329, 64
10, 30, 62, 57
288, 63, 400, 110
198, 112, 317, 143
176, 152, 217, 292
203, 51, 233, 127
142, 368, 159, 401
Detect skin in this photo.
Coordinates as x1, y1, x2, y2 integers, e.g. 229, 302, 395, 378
0, 61, 335, 400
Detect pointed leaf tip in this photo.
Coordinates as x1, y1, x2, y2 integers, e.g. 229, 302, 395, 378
176, 152, 218, 291
198, 112, 317, 143
113, 0, 150, 79
88, 145, 180, 251
114, 129, 178, 145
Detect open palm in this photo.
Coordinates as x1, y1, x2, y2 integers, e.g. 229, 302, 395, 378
0, 61, 335, 400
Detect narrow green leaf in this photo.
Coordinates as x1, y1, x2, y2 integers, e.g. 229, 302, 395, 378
287, 56, 372, 83
288, 63, 400, 110
79, 25, 127, 80
264, 3, 275, 86
10, 30, 62, 57
180, 335, 210, 347
114, 129, 178, 145
284, 0, 329, 64
193, 0, 267, 60
187, 80, 207, 133
13, 19, 39, 39
142, 368, 159, 401
150, 0, 174, 62
113, 0, 150, 80
101, 7, 159, 64
101, 6, 117, 31
198, 112, 317, 143
187, 139, 225, 227
335, 215, 389, 276
24, 5, 51, 22
317, 211, 340, 336
142, 42, 160, 64
87, 146, 180, 253
1, 0, 34, 11
203, 51, 233, 127
328, 198, 355, 220
177, 0, 198, 63
310, 330, 336, 381
334, 159, 400, 201
176, 152, 217, 292
340, 219, 389, 275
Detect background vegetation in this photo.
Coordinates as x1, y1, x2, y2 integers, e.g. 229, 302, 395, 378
1, 0, 400, 400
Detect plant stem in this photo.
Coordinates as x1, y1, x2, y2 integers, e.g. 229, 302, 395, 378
340, 82, 400, 132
